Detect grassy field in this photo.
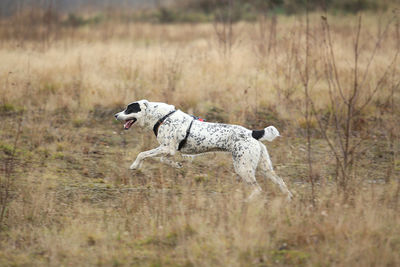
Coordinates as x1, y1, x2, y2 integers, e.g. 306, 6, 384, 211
1, 12, 400, 266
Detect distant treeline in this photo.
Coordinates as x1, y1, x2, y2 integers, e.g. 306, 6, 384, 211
177, 0, 393, 14
162, 0, 395, 22
0, 0, 397, 24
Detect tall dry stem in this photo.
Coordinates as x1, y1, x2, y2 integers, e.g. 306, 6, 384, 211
253, 14, 277, 59
296, 3, 316, 205
213, 0, 235, 56
303, 7, 315, 205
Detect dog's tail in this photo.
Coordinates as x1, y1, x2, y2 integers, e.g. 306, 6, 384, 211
251, 126, 280, 142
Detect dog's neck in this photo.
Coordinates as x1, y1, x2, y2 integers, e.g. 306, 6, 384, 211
142, 102, 176, 131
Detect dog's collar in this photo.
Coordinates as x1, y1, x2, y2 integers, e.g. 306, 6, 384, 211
153, 110, 177, 137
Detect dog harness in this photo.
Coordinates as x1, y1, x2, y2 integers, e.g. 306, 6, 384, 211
178, 115, 205, 150
177, 119, 194, 151
153, 110, 205, 150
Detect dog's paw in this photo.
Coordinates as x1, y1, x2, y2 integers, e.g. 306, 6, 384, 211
130, 161, 141, 170
175, 162, 183, 169
286, 192, 294, 201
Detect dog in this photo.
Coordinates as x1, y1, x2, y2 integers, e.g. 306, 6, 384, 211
114, 100, 293, 201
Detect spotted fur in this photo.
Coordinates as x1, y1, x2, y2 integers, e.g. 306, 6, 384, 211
114, 100, 293, 201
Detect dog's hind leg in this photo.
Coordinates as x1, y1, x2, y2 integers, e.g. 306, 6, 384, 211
130, 145, 172, 170
258, 143, 293, 200
232, 141, 263, 201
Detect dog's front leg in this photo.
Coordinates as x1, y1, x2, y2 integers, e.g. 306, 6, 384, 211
130, 145, 172, 170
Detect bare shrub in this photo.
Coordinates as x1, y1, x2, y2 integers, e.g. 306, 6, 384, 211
311, 14, 400, 195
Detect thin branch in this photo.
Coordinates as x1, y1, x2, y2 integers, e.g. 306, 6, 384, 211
355, 51, 400, 117
359, 15, 397, 92
321, 16, 348, 105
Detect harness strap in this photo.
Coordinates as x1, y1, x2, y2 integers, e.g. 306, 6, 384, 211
178, 119, 194, 151
153, 110, 177, 137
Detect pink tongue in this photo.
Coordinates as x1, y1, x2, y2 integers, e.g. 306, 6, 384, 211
124, 120, 133, 129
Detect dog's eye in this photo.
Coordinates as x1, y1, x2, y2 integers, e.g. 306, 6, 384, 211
125, 103, 141, 114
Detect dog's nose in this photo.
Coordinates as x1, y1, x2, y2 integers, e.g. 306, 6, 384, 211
114, 114, 118, 119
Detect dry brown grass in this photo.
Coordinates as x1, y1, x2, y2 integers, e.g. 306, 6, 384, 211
0, 12, 399, 266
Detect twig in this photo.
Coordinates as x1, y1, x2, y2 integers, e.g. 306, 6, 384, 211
0, 118, 23, 226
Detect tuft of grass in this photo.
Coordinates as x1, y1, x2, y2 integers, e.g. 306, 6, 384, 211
0, 142, 14, 156
0, 103, 24, 114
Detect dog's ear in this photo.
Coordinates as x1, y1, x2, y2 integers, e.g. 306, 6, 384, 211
139, 99, 149, 110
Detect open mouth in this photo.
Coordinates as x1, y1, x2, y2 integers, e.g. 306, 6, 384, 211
123, 118, 137, 130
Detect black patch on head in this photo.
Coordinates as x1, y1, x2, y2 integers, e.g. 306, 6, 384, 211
125, 103, 141, 114
252, 129, 265, 140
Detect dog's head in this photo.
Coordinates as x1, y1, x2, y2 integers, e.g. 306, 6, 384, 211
114, 100, 149, 130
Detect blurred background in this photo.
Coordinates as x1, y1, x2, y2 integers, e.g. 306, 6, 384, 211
0, 0, 396, 20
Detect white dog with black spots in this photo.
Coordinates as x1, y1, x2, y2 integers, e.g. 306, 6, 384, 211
114, 100, 293, 201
